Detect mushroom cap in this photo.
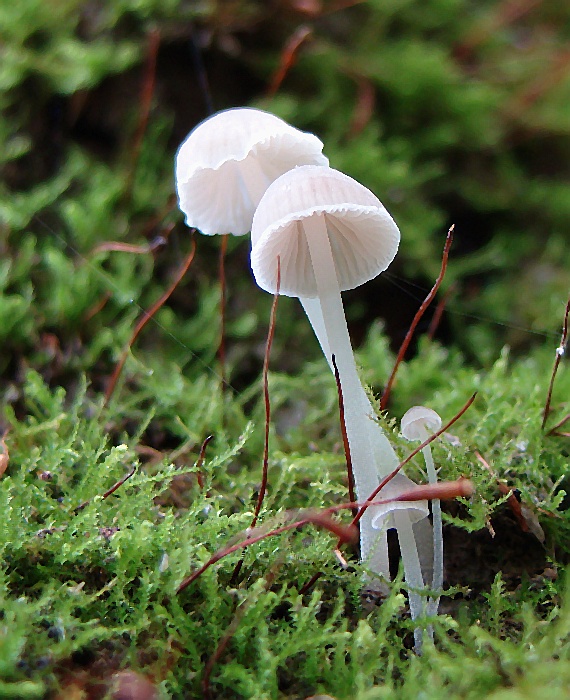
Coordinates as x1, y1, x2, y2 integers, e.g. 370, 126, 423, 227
175, 108, 328, 236
370, 471, 430, 529
400, 405, 443, 441
250, 165, 400, 297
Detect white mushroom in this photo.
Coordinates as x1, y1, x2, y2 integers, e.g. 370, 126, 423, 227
175, 107, 329, 236
401, 406, 444, 616
251, 165, 429, 614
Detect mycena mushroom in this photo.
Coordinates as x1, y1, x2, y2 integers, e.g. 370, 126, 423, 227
175, 107, 329, 236
401, 405, 444, 616
250, 165, 429, 606
175, 107, 328, 385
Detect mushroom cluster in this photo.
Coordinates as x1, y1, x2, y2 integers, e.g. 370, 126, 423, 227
175, 107, 436, 642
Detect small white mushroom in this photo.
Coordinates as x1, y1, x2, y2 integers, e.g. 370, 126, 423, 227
401, 406, 444, 616
251, 165, 429, 613
175, 107, 328, 236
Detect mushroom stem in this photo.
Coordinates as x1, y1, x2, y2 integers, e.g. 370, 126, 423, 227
303, 213, 384, 567
299, 297, 399, 473
300, 261, 432, 628
394, 510, 426, 652
419, 431, 443, 616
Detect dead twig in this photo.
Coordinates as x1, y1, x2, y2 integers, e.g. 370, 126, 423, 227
177, 479, 473, 595
381, 226, 454, 410
267, 26, 312, 96
104, 237, 197, 407
195, 435, 214, 490
332, 354, 356, 511
74, 467, 136, 514
542, 296, 569, 430
218, 234, 229, 396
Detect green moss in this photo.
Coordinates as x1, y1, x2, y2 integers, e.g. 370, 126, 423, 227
1, 0, 569, 697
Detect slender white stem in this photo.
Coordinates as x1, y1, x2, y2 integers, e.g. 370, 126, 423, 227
300, 296, 430, 498
300, 297, 399, 475
303, 214, 383, 569
301, 273, 433, 644
300, 216, 431, 617
394, 510, 425, 652
420, 434, 443, 617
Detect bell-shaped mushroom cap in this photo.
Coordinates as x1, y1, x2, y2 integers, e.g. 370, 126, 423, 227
401, 406, 443, 441
250, 165, 400, 297
175, 108, 329, 236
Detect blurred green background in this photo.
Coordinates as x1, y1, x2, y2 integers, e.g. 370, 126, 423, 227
1, 0, 569, 394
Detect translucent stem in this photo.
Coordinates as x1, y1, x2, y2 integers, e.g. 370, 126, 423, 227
421, 436, 443, 617
300, 288, 432, 618
394, 510, 426, 652
300, 297, 399, 475
303, 214, 382, 568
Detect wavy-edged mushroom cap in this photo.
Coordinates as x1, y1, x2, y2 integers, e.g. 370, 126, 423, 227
175, 108, 329, 236
250, 165, 400, 297
401, 406, 443, 441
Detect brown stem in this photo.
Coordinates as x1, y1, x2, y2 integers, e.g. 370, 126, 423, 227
252, 257, 281, 528
125, 28, 160, 199
218, 234, 229, 396
177, 510, 356, 594
332, 354, 356, 511
104, 237, 197, 407
381, 225, 454, 410
298, 572, 323, 595
202, 563, 282, 699
542, 297, 570, 430
546, 413, 570, 438
91, 241, 160, 255
426, 283, 456, 341
176, 479, 473, 595
229, 258, 281, 585
267, 26, 312, 96
454, 0, 542, 60
74, 466, 136, 514
195, 435, 214, 490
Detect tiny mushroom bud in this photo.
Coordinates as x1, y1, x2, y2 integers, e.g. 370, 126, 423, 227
401, 406, 443, 443
175, 107, 329, 236
401, 405, 444, 616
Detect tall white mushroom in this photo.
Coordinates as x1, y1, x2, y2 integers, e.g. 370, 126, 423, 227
175, 107, 329, 387
250, 165, 429, 614
175, 107, 329, 236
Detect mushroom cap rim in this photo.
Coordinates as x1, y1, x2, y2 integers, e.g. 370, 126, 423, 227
251, 204, 398, 297
176, 123, 327, 179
